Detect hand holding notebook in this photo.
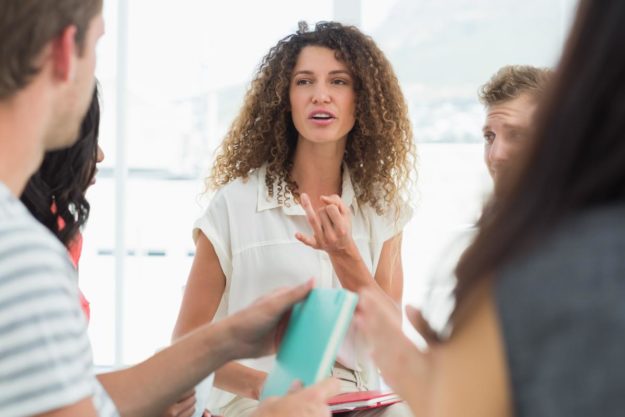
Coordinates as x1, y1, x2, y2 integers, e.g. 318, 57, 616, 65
260, 288, 358, 399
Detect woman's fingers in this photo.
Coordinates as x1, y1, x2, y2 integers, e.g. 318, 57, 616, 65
287, 380, 304, 394
318, 209, 337, 242
295, 231, 317, 248
320, 194, 346, 214
299, 193, 353, 251
324, 204, 346, 236
300, 193, 325, 244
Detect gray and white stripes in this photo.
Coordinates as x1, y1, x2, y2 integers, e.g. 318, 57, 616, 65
0, 182, 118, 417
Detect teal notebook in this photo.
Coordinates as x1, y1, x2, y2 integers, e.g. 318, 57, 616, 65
260, 288, 359, 399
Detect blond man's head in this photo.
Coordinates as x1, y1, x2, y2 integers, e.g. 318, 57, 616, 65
480, 65, 553, 184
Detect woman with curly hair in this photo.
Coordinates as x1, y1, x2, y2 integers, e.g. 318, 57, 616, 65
173, 21, 415, 417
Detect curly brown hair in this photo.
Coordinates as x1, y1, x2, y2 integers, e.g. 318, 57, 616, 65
209, 21, 415, 214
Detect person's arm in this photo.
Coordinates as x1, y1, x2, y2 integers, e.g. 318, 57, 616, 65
159, 231, 228, 417
97, 279, 315, 417
376, 233, 404, 303
171, 232, 267, 399
354, 279, 512, 417
296, 193, 403, 309
172, 233, 225, 337
97, 317, 235, 417
213, 362, 267, 400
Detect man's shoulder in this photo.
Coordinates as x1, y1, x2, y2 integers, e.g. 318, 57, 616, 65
0, 194, 69, 261
0, 199, 96, 416
0, 187, 75, 305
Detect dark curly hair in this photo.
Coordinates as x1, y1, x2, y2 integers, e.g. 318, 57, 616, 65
21, 87, 100, 247
209, 21, 415, 214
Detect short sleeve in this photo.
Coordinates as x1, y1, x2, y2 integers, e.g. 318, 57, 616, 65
367, 199, 414, 273
376, 199, 414, 243
192, 190, 233, 280
0, 187, 119, 416
0, 241, 98, 416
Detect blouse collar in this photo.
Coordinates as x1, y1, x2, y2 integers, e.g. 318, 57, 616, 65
256, 163, 358, 215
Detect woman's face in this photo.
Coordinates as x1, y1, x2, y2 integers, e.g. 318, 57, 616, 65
289, 46, 356, 146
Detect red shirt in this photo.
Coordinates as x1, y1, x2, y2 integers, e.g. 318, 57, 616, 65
53, 202, 90, 321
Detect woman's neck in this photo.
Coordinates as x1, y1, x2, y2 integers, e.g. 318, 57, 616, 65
291, 139, 345, 209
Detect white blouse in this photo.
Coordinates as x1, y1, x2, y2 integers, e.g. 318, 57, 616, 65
193, 164, 412, 408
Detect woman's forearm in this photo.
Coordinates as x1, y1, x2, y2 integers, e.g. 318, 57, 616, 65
329, 243, 401, 315
214, 362, 268, 400
329, 241, 376, 290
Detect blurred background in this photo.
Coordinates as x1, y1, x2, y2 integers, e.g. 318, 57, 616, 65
86, 0, 578, 366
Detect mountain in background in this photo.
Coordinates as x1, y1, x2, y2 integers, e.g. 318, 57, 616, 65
372, 0, 564, 94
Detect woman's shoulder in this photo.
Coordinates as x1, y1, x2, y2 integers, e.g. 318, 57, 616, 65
209, 170, 262, 208
495, 203, 625, 336
566, 203, 625, 241
194, 171, 262, 239
502, 203, 625, 278
495, 204, 625, 416
357, 198, 414, 238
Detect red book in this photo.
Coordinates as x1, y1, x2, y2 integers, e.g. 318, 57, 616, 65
328, 390, 402, 413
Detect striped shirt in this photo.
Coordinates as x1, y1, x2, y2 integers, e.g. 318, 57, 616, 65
0, 182, 118, 417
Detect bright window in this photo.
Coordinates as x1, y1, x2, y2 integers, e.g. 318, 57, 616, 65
85, 0, 577, 366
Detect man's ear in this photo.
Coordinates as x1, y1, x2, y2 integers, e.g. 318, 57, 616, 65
51, 25, 78, 82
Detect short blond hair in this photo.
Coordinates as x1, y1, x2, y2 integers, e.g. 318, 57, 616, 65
479, 65, 553, 106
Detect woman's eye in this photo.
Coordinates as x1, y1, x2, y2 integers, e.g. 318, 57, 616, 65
295, 79, 311, 86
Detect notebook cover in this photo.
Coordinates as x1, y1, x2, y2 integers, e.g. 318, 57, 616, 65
328, 390, 402, 413
260, 288, 358, 399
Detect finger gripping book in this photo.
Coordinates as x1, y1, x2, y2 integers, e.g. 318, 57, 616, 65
260, 288, 358, 399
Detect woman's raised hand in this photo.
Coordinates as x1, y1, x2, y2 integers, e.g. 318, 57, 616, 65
295, 193, 354, 255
